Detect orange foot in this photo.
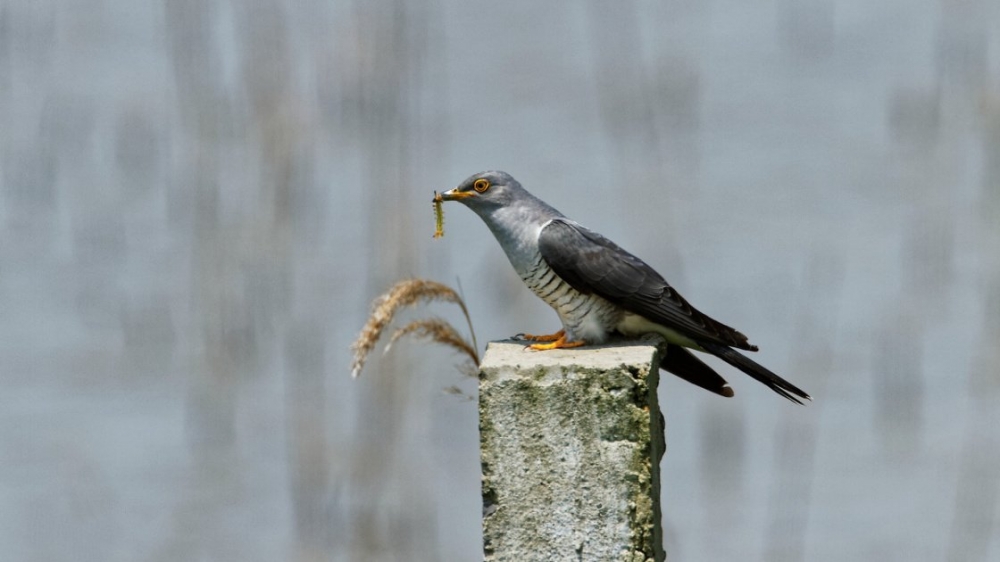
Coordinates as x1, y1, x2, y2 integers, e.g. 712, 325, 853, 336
528, 332, 587, 351
515, 329, 565, 342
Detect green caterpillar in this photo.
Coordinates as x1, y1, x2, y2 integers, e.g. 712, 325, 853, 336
433, 192, 444, 238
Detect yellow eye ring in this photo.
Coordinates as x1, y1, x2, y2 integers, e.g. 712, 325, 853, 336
473, 178, 490, 193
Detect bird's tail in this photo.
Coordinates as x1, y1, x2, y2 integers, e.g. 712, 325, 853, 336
660, 344, 734, 398
700, 342, 812, 404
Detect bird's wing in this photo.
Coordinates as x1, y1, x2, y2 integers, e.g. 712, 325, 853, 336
537, 218, 757, 351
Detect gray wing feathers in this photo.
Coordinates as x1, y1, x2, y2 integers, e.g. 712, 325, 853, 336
537, 219, 757, 350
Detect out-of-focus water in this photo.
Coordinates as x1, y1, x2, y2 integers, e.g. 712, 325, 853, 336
1, 1, 999, 560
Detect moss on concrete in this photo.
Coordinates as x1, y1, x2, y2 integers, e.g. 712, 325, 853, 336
479, 336, 666, 562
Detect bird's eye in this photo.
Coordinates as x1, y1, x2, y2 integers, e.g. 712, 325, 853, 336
473, 178, 490, 193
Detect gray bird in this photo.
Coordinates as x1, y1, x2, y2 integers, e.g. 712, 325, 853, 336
437, 170, 811, 403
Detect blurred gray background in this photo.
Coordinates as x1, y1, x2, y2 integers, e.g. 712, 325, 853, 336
1, 0, 999, 560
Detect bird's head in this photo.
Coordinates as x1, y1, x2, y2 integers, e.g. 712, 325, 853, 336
435, 171, 522, 213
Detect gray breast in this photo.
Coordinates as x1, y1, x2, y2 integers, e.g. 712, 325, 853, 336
518, 252, 623, 343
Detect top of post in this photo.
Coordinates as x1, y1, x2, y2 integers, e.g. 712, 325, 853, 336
479, 334, 666, 381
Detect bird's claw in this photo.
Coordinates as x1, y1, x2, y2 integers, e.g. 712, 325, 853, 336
513, 329, 565, 342
517, 330, 586, 351
528, 339, 586, 351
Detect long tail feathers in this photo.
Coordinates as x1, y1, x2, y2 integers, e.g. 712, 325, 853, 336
700, 342, 812, 405
660, 344, 734, 398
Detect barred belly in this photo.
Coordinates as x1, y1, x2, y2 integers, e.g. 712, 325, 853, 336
519, 254, 622, 343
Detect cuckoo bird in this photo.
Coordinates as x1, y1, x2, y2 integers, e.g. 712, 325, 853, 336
436, 171, 810, 404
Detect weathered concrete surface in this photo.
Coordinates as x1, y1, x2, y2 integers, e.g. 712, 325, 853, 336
479, 335, 667, 562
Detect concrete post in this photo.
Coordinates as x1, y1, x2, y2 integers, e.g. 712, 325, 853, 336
479, 335, 667, 562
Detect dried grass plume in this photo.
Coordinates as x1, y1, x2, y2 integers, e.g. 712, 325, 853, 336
350, 278, 479, 378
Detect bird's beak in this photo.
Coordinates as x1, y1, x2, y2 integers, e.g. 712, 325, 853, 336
435, 188, 473, 202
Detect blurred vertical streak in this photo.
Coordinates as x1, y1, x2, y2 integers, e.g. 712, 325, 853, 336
699, 402, 745, 498
762, 414, 823, 562
160, 0, 298, 558
160, 1, 240, 559
945, 281, 1000, 562
762, 251, 842, 561
982, 96, 1000, 216
777, 0, 834, 64
652, 54, 702, 173
3, 141, 58, 250
872, 305, 924, 456
114, 102, 177, 373
934, 0, 989, 92
340, 0, 439, 559
873, 36, 957, 483
38, 94, 97, 329
901, 210, 953, 308
945, 253, 1000, 560
888, 86, 942, 150
697, 399, 746, 557
583, 1, 684, 273
2, 0, 59, 250
946, 26, 1000, 562
115, 105, 165, 199
231, 2, 328, 560
876, 68, 957, 456
583, 1, 660, 171
286, 320, 330, 562
0, 5, 9, 95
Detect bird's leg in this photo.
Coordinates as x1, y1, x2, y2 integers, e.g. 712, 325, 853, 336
528, 331, 586, 351
514, 329, 564, 342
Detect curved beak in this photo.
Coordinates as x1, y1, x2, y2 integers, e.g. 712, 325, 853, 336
435, 188, 474, 202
